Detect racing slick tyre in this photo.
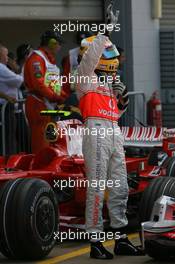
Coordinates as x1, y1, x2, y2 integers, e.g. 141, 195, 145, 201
0, 178, 58, 260
139, 177, 175, 260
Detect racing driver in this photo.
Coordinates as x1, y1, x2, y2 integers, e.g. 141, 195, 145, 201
24, 30, 67, 153
76, 4, 143, 260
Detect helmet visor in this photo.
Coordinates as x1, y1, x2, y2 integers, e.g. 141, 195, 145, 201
102, 45, 119, 59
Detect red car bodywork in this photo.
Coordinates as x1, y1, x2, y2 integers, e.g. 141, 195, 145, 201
0, 120, 175, 229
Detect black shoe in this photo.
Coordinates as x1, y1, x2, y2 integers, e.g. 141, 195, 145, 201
114, 237, 145, 256
90, 241, 114, 259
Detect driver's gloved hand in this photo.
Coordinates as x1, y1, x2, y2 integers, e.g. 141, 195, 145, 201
112, 81, 129, 112
104, 3, 120, 36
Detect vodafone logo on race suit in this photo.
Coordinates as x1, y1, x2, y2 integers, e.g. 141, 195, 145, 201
99, 109, 119, 118
98, 98, 119, 118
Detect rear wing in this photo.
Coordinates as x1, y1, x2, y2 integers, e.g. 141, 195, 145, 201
121, 127, 167, 147
52, 120, 175, 153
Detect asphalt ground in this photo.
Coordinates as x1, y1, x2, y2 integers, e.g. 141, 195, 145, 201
0, 233, 173, 264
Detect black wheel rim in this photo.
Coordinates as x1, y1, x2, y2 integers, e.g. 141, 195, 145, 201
35, 196, 55, 241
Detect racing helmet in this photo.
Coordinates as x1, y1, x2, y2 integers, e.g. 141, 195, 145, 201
78, 35, 119, 73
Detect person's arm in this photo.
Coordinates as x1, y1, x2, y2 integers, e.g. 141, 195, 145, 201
24, 55, 64, 103
7, 57, 20, 74
77, 3, 119, 89
0, 91, 16, 103
1, 65, 23, 88
61, 55, 71, 98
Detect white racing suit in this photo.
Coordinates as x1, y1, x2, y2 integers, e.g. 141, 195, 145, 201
77, 34, 129, 235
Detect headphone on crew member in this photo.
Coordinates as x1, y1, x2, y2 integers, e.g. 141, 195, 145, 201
40, 30, 63, 49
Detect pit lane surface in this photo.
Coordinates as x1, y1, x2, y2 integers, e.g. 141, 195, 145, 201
0, 233, 172, 264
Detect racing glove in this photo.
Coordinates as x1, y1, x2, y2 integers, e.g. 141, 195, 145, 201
104, 3, 120, 36
106, 3, 119, 27
112, 81, 129, 111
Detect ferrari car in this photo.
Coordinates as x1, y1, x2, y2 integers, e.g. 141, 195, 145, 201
0, 116, 175, 260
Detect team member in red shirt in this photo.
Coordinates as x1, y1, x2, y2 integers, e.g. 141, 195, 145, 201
24, 30, 66, 153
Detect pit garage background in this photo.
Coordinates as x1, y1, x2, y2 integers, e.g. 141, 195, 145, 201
0, 0, 175, 127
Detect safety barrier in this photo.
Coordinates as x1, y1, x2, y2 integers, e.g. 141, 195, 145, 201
0, 92, 146, 156
0, 103, 5, 156
0, 100, 31, 156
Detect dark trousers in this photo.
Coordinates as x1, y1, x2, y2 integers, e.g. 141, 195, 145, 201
0, 103, 17, 156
